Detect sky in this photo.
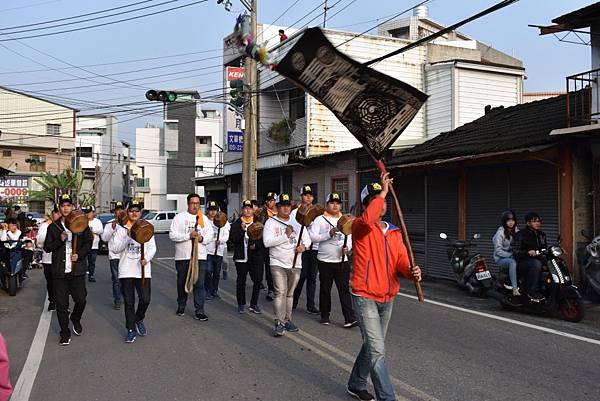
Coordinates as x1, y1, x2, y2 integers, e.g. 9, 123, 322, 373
0, 0, 593, 146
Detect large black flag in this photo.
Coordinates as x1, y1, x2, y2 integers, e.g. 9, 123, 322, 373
276, 28, 428, 158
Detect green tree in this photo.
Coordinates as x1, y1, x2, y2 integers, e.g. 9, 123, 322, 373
30, 168, 96, 207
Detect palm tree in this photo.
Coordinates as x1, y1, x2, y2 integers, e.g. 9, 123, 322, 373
30, 168, 96, 207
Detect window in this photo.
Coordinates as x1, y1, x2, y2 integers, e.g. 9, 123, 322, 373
195, 166, 204, 172
2, 150, 11, 157
46, 124, 61, 135
168, 213, 176, 219
196, 136, 212, 157
332, 177, 349, 212
156, 213, 166, 221
28, 155, 46, 172
167, 151, 178, 159
289, 87, 306, 123
76, 147, 93, 158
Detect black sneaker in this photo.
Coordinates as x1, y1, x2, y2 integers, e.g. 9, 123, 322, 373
343, 320, 359, 329
176, 307, 185, 316
48, 302, 56, 312
347, 387, 375, 401
194, 313, 208, 321
113, 300, 121, 310
72, 321, 83, 336
306, 307, 320, 315
59, 336, 71, 346
88, 276, 96, 283
319, 317, 330, 325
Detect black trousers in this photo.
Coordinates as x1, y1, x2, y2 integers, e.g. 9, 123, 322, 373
120, 278, 151, 331
517, 257, 543, 294
318, 261, 355, 323
293, 249, 319, 309
235, 255, 263, 306
53, 274, 87, 338
43, 263, 55, 303
263, 253, 274, 292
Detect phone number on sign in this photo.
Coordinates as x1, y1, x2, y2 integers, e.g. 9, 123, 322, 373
0, 188, 28, 197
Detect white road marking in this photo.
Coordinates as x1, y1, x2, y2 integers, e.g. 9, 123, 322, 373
11, 297, 52, 401
397, 293, 600, 346
154, 257, 175, 260
154, 259, 438, 401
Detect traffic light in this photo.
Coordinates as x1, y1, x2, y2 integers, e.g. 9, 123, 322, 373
229, 79, 244, 108
146, 90, 177, 103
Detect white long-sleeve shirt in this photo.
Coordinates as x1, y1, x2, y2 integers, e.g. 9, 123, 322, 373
206, 220, 230, 257
263, 215, 312, 269
290, 207, 319, 251
308, 214, 352, 263
109, 225, 156, 279
36, 221, 53, 264
88, 218, 104, 250
102, 222, 121, 260
169, 211, 214, 261
0, 229, 21, 249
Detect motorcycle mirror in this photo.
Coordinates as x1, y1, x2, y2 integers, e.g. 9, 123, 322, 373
473, 233, 481, 239
439, 233, 447, 240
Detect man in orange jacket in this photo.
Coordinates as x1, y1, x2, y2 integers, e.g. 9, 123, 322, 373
347, 172, 422, 401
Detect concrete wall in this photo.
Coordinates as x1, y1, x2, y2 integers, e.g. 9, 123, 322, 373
166, 101, 196, 195
425, 64, 453, 138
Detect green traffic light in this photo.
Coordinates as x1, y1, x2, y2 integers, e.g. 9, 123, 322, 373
167, 92, 177, 102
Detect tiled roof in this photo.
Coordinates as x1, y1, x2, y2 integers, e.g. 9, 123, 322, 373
390, 94, 570, 165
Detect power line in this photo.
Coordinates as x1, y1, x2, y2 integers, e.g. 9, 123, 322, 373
0, 0, 208, 42
0, 0, 156, 31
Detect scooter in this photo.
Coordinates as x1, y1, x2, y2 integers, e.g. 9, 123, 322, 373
576, 231, 600, 299
489, 238, 584, 322
439, 232, 494, 296
0, 239, 24, 296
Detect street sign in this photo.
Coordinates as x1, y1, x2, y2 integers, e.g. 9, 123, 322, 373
227, 131, 244, 152
276, 28, 428, 158
227, 66, 245, 81
0, 175, 29, 201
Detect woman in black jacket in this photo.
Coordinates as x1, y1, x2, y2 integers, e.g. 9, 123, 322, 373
230, 200, 265, 314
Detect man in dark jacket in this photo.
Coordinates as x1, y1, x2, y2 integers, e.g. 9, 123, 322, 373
44, 194, 92, 346
230, 200, 265, 314
513, 212, 548, 301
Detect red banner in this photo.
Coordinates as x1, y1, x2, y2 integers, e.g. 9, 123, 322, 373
226, 66, 245, 81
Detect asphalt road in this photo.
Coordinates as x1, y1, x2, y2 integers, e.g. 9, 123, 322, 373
2, 233, 600, 401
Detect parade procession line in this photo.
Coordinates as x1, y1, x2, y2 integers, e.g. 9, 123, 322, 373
10, 297, 51, 401
397, 293, 600, 346
153, 258, 440, 401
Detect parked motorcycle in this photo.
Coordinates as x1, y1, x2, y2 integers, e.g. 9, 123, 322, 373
489, 238, 584, 322
576, 230, 600, 299
440, 232, 494, 296
0, 239, 24, 296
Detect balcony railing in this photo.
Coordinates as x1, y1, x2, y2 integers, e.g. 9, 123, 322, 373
567, 68, 598, 127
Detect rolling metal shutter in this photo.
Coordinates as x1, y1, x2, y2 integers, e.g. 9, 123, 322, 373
395, 173, 426, 271
465, 166, 510, 276
509, 161, 560, 246
426, 171, 459, 280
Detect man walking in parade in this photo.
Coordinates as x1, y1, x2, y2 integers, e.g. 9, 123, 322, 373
169, 193, 214, 321
102, 201, 125, 310
83, 206, 103, 283
256, 192, 277, 301
263, 194, 311, 337
36, 204, 61, 311
230, 200, 265, 314
291, 185, 320, 315
309, 192, 357, 328
347, 174, 421, 401
43, 194, 93, 346
109, 200, 156, 343
205, 200, 230, 299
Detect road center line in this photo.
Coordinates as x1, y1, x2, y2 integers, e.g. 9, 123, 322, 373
11, 297, 52, 401
397, 293, 600, 346
154, 259, 438, 401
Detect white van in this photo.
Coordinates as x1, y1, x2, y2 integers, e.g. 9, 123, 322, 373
144, 210, 177, 233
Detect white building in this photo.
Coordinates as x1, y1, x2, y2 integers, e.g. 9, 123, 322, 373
221, 5, 525, 206
76, 115, 124, 212
135, 124, 171, 211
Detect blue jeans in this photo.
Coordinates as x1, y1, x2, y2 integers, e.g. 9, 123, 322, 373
348, 295, 395, 401
176, 259, 206, 314
109, 258, 121, 301
517, 257, 543, 295
205, 254, 223, 296
496, 257, 518, 289
87, 249, 98, 276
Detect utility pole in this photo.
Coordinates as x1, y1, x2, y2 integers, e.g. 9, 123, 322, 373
241, 0, 257, 201
323, 0, 328, 27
